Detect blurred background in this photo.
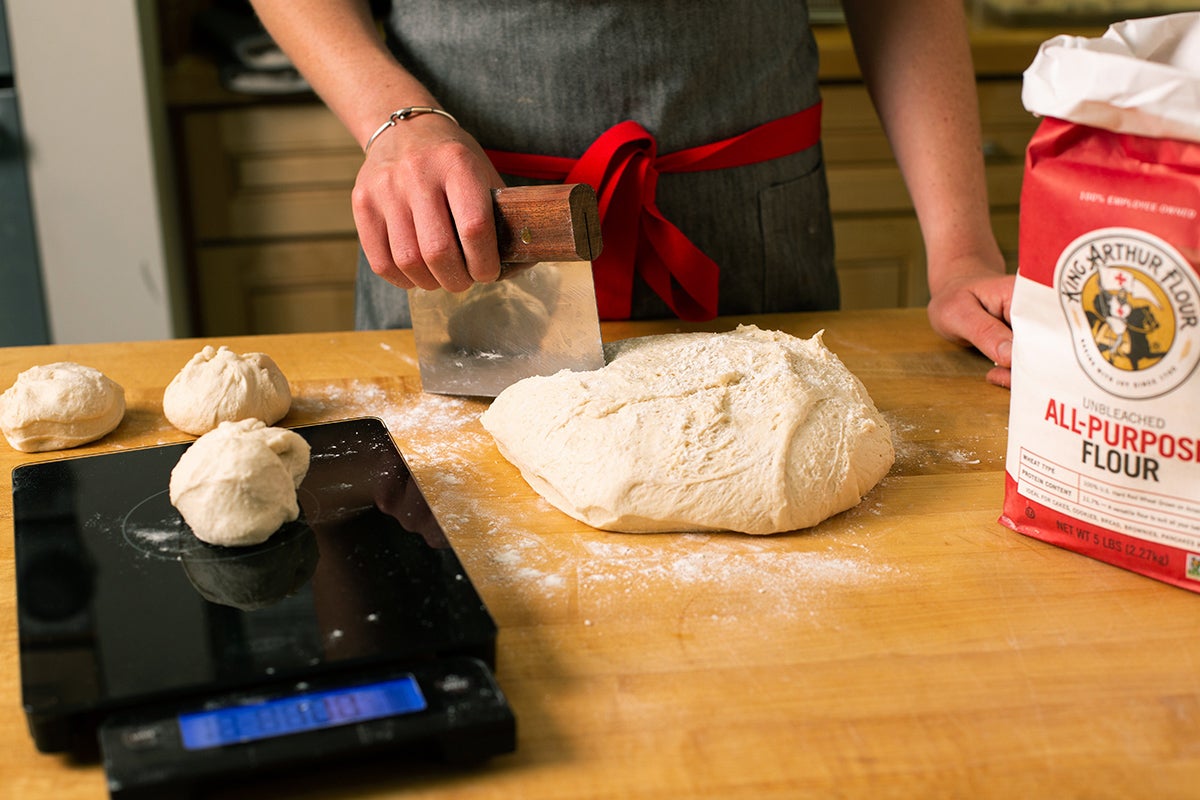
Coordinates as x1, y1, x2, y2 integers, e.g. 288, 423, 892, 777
1, 0, 1194, 346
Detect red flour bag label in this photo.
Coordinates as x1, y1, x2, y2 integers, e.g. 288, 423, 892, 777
1002, 13, 1200, 590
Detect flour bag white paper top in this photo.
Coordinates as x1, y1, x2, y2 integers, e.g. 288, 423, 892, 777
1022, 11, 1200, 142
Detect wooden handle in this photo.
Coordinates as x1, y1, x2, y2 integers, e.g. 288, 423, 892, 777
493, 184, 603, 268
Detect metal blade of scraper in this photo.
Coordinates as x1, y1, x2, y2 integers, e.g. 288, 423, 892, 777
410, 183, 606, 397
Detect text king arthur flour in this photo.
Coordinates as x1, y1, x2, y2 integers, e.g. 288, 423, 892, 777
1001, 13, 1200, 591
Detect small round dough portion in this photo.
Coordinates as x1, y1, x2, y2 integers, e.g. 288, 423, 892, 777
169, 418, 311, 547
164, 345, 291, 436
480, 325, 895, 535
1, 362, 125, 453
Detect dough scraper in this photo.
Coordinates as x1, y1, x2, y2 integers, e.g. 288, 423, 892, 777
409, 183, 606, 397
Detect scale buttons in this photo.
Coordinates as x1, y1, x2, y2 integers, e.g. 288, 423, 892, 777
437, 674, 472, 694
119, 723, 167, 751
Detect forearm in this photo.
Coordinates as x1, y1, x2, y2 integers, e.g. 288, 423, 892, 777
841, 0, 1004, 293
248, 0, 504, 291
247, 0, 440, 147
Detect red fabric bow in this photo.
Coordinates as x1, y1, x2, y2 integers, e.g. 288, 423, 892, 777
485, 102, 823, 321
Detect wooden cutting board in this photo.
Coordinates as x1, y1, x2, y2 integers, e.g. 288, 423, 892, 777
1, 308, 1198, 799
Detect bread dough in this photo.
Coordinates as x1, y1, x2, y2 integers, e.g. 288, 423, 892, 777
169, 418, 311, 547
480, 325, 894, 534
164, 346, 291, 436
0, 362, 125, 453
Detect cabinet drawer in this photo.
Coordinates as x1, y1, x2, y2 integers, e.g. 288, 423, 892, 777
822, 81, 1036, 161
976, 80, 1041, 166
184, 105, 360, 240
196, 238, 359, 335
822, 80, 1036, 213
833, 207, 1020, 311
826, 162, 1027, 214
833, 215, 928, 309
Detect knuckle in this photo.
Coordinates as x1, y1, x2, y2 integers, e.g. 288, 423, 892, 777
350, 183, 375, 214
391, 247, 423, 273
431, 138, 476, 164
367, 257, 390, 278
456, 211, 493, 243
421, 235, 459, 265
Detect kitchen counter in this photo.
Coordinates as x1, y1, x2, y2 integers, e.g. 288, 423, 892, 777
2, 308, 1198, 798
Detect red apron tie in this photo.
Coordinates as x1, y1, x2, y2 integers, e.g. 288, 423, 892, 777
486, 102, 822, 321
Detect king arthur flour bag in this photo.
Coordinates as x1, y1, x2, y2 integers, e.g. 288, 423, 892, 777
1001, 13, 1200, 591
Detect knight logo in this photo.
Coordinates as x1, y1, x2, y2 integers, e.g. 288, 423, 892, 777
1056, 227, 1200, 400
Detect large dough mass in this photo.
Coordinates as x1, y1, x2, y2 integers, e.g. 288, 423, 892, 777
480, 325, 894, 534
169, 419, 311, 547
0, 362, 125, 452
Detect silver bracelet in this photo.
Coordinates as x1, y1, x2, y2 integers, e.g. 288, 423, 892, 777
363, 106, 460, 156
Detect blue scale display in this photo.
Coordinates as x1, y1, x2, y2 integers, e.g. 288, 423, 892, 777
178, 676, 428, 750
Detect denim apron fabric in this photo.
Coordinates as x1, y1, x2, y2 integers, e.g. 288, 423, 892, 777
355, 0, 835, 330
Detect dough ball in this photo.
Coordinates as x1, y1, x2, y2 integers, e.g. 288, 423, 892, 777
169, 418, 311, 547
163, 345, 291, 436
480, 325, 894, 535
0, 362, 125, 452
447, 279, 551, 355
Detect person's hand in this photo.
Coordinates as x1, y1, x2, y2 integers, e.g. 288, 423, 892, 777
926, 260, 1015, 389
352, 114, 506, 292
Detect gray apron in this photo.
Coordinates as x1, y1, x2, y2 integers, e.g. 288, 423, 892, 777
356, 0, 835, 330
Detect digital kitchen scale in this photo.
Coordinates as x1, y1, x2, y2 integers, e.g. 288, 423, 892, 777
13, 417, 515, 798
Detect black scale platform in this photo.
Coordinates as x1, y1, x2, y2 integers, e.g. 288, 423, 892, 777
12, 417, 514, 798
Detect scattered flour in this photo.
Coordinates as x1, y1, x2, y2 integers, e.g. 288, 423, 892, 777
945, 449, 982, 466
883, 410, 990, 471
291, 380, 490, 468
289, 380, 908, 619
571, 532, 903, 620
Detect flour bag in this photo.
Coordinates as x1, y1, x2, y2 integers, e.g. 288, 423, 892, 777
1001, 13, 1200, 591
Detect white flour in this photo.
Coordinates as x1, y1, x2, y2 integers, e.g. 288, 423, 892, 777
884, 411, 995, 470
293, 379, 909, 619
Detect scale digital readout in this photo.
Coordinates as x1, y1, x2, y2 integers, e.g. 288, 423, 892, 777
176, 675, 427, 751
99, 658, 511, 799
13, 418, 517, 798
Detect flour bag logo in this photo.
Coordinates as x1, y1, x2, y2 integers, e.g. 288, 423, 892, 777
1056, 227, 1200, 400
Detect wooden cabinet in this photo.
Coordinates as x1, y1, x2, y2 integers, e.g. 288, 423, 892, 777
168, 25, 1067, 336
823, 80, 1034, 309
177, 103, 362, 336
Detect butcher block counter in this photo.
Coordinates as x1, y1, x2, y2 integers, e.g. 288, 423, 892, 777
2, 308, 1198, 799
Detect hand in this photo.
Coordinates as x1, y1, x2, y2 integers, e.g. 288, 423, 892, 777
926, 261, 1015, 389
352, 114, 506, 292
